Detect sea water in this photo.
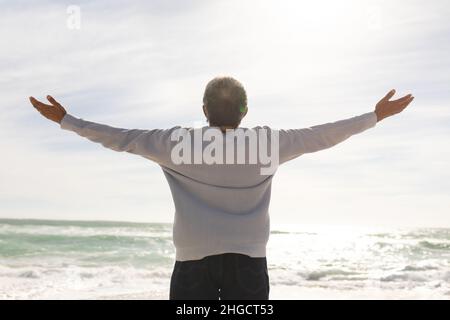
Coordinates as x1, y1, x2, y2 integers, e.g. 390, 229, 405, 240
0, 218, 448, 299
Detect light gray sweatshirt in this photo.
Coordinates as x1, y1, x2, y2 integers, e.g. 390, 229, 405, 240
60, 111, 377, 261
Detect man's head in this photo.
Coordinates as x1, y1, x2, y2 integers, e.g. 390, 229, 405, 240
202, 76, 248, 128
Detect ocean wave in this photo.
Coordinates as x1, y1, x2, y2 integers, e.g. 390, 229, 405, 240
0, 218, 170, 229
368, 228, 450, 241
0, 264, 172, 281
369, 239, 450, 257
0, 232, 174, 259
402, 264, 439, 272
302, 269, 360, 281
0, 224, 172, 239
418, 241, 450, 251
18, 270, 40, 279
271, 230, 317, 235
404, 229, 450, 241
380, 273, 427, 282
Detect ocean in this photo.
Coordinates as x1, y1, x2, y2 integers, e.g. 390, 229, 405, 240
0, 218, 449, 299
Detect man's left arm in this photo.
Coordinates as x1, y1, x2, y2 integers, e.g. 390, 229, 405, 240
278, 89, 414, 164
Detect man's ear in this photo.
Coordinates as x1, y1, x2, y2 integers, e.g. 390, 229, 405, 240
203, 105, 208, 119
241, 107, 248, 119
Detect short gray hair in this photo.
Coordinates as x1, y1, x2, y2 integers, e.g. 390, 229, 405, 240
203, 76, 248, 127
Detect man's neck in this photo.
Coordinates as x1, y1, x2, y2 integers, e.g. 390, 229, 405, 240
208, 124, 238, 133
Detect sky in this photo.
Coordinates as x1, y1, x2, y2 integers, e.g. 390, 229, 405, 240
0, 0, 449, 228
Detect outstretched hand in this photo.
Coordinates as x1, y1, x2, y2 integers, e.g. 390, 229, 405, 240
375, 90, 414, 122
29, 95, 67, 124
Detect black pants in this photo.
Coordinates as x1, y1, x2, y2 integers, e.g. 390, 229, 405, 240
170, 253, 269, 300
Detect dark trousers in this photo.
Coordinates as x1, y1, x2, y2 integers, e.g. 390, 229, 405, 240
170, 253, 269, 300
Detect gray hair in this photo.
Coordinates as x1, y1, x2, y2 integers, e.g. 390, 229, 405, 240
203, 76, 248, 127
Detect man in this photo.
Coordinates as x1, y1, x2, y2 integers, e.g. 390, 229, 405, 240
29, 76, 414, 300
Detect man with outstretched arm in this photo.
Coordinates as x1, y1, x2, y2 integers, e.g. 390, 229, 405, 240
29, 77, 414, 300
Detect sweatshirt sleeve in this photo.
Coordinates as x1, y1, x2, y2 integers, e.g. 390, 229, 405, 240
278, 111, 377, 164
60, 114, 179, 164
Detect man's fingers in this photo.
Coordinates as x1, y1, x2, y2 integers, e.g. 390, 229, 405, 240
391, 94, 412, 104
29, 95, 66, 123
375, 90, 414, 121
397, 96, 414, 106
400, 96, 414, 107
29, 96, 49, 110
29, 96, 39, 109
46, 95, 61, 107
382, 89, 396, 102
30, 96, 64, 112
394, 96, 414, 113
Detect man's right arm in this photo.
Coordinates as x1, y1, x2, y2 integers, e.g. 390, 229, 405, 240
59, 114, 178, 163
29, 95, 177, 164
